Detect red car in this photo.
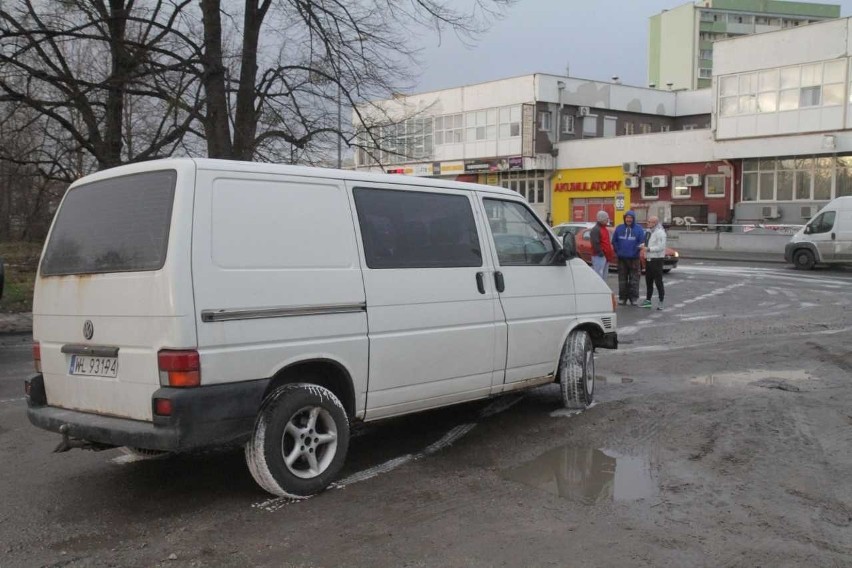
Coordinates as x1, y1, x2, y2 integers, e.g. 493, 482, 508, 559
576, 227, 679, 273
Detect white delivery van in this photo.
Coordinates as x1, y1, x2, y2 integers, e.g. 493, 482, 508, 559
26, 159, 618, 497
785, 196, 852, 270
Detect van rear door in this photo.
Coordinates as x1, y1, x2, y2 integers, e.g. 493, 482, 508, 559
33, 161, 197, 422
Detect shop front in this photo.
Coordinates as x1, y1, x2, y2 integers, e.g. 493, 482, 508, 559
633, 161, 734, 227
551, 166, 631, 226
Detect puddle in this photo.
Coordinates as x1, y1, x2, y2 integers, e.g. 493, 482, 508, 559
503, 447, 656, 504
691, 369, 811, 387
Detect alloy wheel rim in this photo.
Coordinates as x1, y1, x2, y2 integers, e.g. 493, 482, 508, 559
280, 406, 338, 479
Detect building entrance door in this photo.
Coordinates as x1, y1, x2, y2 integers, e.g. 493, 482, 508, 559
571, 198, 615, 223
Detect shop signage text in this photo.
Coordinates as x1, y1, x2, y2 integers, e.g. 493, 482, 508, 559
464, 156, 523, 173
554, 180, 622, 192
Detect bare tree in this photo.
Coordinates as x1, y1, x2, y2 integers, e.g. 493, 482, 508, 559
194, 0, 512, 163
0, 0, 202, 177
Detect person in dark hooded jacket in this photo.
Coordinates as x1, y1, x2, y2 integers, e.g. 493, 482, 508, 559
612, 210, 645, 305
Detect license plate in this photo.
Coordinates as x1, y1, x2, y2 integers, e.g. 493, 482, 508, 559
69, 355, 118, 378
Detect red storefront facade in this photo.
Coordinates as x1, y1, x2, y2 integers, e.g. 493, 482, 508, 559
629, 161, 738, 227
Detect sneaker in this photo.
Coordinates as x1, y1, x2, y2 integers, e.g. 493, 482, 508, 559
619, 299, 628, 306
641, 300, 652, 308
656, 302, 664, 311
628, 299, 636, 306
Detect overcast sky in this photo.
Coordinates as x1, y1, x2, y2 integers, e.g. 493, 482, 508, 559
414, 0, 852, 93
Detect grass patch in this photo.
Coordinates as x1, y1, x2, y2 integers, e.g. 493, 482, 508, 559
0, 242, 42, 314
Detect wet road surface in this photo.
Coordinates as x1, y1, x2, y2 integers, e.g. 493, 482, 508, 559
1, 260, 851, 567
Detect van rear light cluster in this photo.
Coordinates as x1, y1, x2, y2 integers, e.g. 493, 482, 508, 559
157, 349, 200, 387
33, 342, 42, 373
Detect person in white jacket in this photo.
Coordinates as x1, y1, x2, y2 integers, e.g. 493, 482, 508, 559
642, 216, 666, 310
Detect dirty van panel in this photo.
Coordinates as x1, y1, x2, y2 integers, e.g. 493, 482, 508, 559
34, 166, 197, 422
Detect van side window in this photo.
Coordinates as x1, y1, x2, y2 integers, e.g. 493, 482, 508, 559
809, 211, 836, 234
353, 188, 482, 269
482, 199, 556, 265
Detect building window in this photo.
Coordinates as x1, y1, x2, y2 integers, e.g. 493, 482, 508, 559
561, 114, 575, 134
499, 106, 522, 139
699, 49, 713, 60
660, 124, 671, 132
466, 109, 498, 142
705, 174, 726, 198
603, 116, 617, 138
623, 122, 634, 135
742, 155, 844, 202
699, 68, 712, 79
700, 11, 713, 22
499, 170, 546, 204
682, 124, 696, 131
539, 111, 552, 132
641, 178, 659, 200
720, 60, 847, 117
639, 123, 652, 134
672, 176, 690, 199
435, 114, 463, 145
583, 114, 598, 137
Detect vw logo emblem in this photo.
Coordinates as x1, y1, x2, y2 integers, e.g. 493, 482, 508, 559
83, 320, 94, 340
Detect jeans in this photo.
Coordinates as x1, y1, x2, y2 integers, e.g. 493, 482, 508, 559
645, 258, 665, 302
592, 255, 609, 281
617, 257, 641, 301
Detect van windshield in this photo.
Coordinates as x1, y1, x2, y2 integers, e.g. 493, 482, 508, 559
41, 170, 177, 276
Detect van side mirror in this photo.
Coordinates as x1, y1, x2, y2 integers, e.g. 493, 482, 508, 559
561, 233, 577, 260
803, 225, 812, 235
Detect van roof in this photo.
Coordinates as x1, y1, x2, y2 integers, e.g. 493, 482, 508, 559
70, 158, 519, 197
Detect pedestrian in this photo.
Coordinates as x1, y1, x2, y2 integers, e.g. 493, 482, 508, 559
642, 216, 666, 310
612, 210, 645, 306
589, 210, 615, 282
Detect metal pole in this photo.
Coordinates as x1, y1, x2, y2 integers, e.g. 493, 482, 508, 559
337, 49, 342, 169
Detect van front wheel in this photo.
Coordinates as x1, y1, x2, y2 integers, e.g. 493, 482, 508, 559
559, 330, 595, 409
793, 249, 816, 270
245, 383, 350, 498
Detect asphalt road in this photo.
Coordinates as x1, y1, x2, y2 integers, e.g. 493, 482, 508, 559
1, 260, 851, 567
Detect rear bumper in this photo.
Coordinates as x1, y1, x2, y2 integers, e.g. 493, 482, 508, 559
25, 374, 269, 451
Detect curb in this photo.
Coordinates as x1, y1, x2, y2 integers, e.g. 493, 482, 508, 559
677, 251, 786, 264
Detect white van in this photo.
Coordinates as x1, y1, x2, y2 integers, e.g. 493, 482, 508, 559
26, 159, 617, 497
785, 196, 852, 270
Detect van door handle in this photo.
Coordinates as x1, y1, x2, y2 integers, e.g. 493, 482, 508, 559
475, 272, 486, 294
832, 232, 836, 240
494, 271, 505, 293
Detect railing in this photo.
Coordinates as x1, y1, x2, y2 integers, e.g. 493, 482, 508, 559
667, 222, 803, 236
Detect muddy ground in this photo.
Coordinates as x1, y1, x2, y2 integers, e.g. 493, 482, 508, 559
1, 260, 850, 567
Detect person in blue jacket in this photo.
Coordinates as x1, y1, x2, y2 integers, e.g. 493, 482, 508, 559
613, 210, 645, 305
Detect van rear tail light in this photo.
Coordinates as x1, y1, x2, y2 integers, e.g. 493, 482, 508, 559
33, 342, 42, 373
157, 349, 200, 387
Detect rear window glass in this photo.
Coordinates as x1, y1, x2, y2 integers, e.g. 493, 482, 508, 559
41, 170, 177, 276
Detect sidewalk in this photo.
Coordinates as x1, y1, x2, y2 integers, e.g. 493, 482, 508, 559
0, 312, 32, 335
677, 249, 786, 264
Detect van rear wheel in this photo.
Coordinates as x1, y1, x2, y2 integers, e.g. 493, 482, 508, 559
245, 383, 349, 498
559, 330, 595, 409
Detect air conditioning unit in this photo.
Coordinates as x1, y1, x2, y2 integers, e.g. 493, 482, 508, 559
762, 205, 781, 219
624, 176, 640, 188
622, 162, 639, 175
800, 205, 818, 219
578, 106, 591, 116
685, 174, 703, 186
651, 175, 668, 188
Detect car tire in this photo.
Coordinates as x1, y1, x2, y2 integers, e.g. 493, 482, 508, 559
558, 330, 595, 409
793, 248, 816, 270
245, 383, 350, 498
